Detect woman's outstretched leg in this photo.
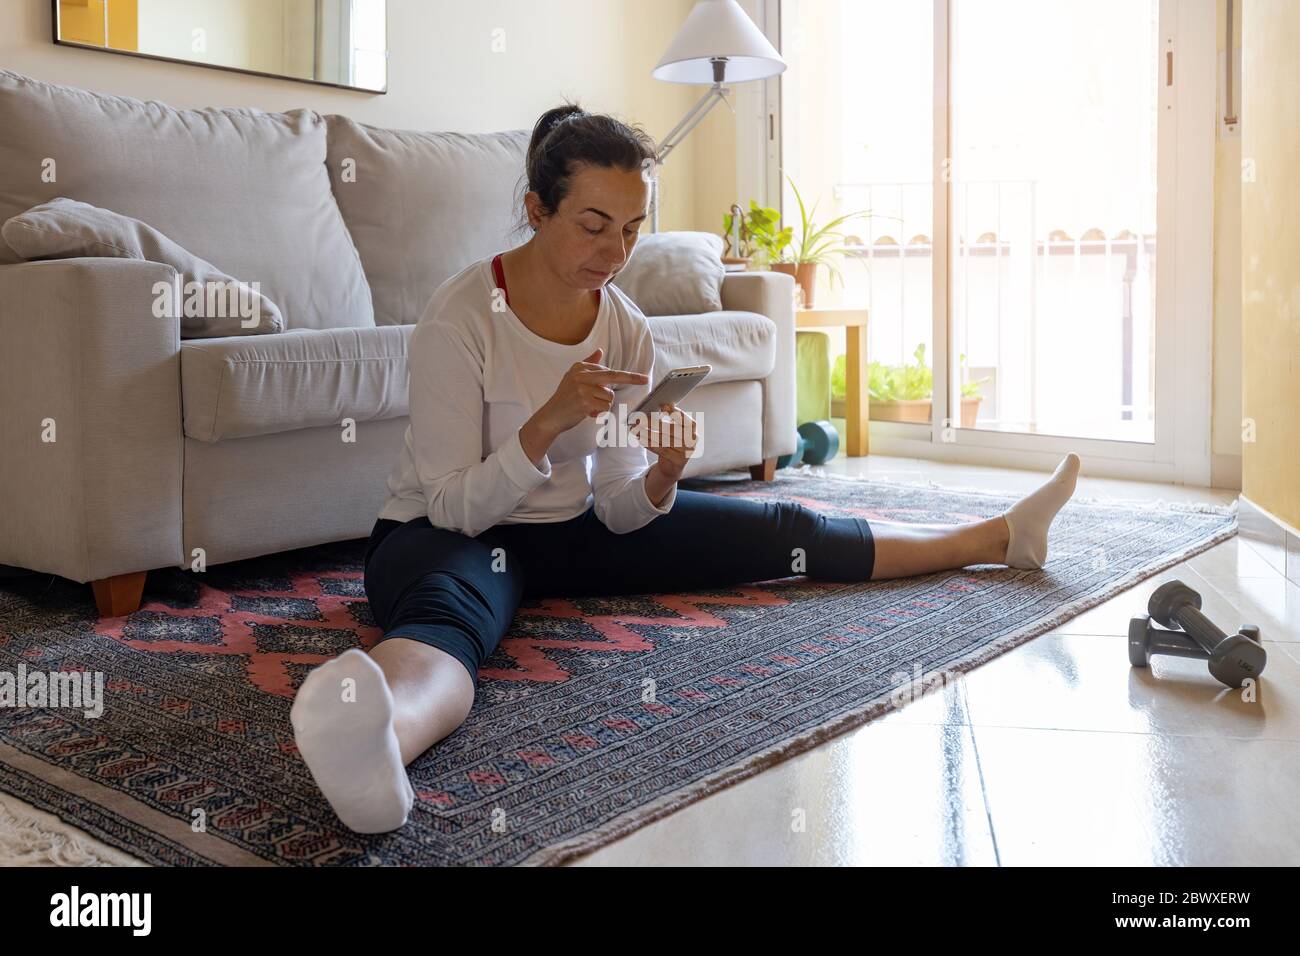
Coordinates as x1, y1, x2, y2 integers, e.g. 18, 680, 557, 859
869, 515, 1009, 579
504, 453, 1082, 596
870, 453, 1081, 579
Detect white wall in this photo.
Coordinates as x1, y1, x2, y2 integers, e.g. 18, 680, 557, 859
7, 0, 708, 231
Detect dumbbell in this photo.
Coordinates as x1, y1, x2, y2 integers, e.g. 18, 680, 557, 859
797, 420, 839, 465
1128, 579, 1266, 687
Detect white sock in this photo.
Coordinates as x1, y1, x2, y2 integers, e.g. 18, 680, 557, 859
290, 647, 414, 833
1001, 453, 1081, 569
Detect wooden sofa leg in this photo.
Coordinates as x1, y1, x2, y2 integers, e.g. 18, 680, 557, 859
91, 571, 147, 618
748, 457, 777, 481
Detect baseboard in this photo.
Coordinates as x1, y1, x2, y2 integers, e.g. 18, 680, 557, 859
1237, 493, 1300, 586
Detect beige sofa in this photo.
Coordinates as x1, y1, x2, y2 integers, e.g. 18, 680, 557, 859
0, 71, 796, 618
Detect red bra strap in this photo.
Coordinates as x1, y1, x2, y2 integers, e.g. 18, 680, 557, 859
492, 253, 601, 308
492, 253, 509, 307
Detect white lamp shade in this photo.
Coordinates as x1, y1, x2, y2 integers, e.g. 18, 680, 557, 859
653, 0, 786, 84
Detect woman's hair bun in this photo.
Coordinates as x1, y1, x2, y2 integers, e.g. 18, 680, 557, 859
514, 103, 658, 238
539, 104, 585, 139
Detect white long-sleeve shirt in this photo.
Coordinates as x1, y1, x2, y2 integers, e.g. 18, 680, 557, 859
376, 254, 677, 537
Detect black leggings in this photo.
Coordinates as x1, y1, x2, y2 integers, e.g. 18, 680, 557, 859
362, 489, 875, 686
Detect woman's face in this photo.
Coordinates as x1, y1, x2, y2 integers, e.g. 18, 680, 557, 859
531, 163, 650, 290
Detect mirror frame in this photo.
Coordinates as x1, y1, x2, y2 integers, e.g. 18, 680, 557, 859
50, 0, 388, 94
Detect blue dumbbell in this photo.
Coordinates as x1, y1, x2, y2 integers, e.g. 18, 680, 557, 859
797, 420, 840, 465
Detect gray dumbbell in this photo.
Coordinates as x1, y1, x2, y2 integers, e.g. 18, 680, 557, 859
1127, 580, 1266, 687
1128, 614, 1266, 687
1129, 615, 1208, 665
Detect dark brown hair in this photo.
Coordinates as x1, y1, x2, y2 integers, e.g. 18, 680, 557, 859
512, 102, 659, 239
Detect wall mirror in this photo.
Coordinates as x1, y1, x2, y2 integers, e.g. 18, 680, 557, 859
53, 0, 388, 93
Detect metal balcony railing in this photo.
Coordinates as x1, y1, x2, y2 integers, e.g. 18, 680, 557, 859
826, 179, 1156, 436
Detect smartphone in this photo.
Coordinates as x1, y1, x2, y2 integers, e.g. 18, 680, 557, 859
633, 365, 711, 414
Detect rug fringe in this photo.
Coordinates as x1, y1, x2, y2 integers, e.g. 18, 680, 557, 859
777, 466, 1239, 517
0, 792, 143, 867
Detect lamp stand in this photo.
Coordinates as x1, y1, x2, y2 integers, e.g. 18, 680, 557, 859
651, 57, 736, 233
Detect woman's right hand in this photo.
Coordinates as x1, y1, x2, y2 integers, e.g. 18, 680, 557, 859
538, 347, 649, 434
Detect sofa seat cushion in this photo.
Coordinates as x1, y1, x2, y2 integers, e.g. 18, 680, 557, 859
181, 326, 411, 442
647, 311, 775, 384
181, 312, 773, 443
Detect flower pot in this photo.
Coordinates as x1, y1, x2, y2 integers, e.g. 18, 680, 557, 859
772, 261, 818, 308
830, 396, 983, 427
868, 398, 932, 424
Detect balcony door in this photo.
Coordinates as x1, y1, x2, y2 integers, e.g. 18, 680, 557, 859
771, 0, 1215, 482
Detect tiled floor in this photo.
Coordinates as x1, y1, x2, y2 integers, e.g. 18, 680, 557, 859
571, 455, 1299, 866
7, 455, 1292, 866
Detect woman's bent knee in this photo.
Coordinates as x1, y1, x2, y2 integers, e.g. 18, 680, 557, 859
363, 518, 526, 687
380, 568, 519, 686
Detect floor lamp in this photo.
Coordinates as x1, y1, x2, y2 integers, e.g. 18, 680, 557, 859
649, 0, 787, 233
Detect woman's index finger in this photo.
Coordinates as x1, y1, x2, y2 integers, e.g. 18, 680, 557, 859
581, 369, 651, 384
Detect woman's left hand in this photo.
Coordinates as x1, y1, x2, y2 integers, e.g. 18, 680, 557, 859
643, 402, 699, 481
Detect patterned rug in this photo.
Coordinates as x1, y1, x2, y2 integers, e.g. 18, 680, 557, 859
0, 470, 1236, 866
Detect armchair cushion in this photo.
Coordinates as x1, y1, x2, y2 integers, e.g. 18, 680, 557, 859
612, 231, 726, 316
2, 198, 284, 337
647, 311, 775, 384
181, 326, 412, 442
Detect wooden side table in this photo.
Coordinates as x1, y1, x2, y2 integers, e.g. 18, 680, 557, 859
795, 308, 870, 457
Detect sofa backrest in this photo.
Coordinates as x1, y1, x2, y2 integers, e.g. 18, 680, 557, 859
325, 115, 530, 326
0, 70, 373, 332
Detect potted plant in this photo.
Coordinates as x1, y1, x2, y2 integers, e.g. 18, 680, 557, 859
830, 343, 988, 426
769, 171, 874, 308
721, 200, 788, 271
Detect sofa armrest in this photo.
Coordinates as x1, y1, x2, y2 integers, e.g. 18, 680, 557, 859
0, 258, 184, 583
720, 270, 797, 462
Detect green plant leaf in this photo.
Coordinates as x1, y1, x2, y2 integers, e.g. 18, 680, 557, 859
832, 342, 937, 402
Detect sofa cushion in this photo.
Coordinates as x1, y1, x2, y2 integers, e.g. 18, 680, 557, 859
181, 326, 411, 442
613, 231, 726, 316
647, 311, 775, 384
180, 309, 774, 443
325, 115, 531, 326
2, 198, 285, 337
0, 70, 374, 331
